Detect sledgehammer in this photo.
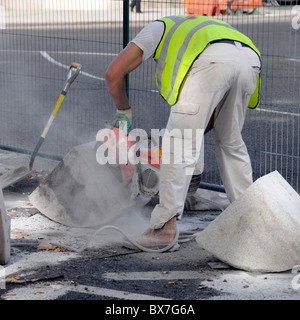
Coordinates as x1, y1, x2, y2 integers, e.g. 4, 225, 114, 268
29, 62, 81, 170
0, 63, 81, 190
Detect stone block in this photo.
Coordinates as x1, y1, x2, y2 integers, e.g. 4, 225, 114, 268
196, 171, 300, 272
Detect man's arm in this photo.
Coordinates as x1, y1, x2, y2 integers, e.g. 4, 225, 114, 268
105, 42, 143, 110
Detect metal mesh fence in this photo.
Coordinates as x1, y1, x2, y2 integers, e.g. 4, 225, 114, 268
0, 0, 299, 192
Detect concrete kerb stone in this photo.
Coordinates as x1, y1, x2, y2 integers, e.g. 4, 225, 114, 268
196, 171, 300, 273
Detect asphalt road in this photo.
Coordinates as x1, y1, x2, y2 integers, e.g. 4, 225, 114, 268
0, 16, 299, 186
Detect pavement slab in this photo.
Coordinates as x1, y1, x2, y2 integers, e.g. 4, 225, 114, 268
0, 163, 299, 301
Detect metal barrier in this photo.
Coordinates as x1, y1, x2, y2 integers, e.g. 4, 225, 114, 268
0, 0, 299, 193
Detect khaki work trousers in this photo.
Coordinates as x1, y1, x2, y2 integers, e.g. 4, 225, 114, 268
150, 41, 261, 229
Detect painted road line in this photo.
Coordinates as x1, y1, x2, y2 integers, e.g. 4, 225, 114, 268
1, 283, 171, 300
40, 50, 105, 81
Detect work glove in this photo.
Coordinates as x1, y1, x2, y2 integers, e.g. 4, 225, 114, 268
112, 108, 132, 135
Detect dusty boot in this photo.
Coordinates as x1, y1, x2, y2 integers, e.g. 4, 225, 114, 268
123, 217, 179, 251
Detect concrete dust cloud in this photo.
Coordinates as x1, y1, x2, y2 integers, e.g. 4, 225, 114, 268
85, 207, 151, 249
29, 141, 149, 244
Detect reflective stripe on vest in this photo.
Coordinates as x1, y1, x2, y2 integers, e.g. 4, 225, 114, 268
153, 15, 261, 109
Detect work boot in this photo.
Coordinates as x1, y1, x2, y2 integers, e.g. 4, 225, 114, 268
123, 217, 179, 251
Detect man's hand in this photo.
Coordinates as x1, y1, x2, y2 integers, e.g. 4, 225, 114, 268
112, 108, 132, 135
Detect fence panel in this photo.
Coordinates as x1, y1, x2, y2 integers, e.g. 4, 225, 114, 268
0, 0, 299, 192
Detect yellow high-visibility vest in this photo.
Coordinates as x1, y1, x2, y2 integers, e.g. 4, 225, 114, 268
153, 15, 261, 109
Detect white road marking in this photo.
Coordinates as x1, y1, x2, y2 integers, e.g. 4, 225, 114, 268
2, 283, 171, 300
257, 108, 300, 118
40, 50, 105, 81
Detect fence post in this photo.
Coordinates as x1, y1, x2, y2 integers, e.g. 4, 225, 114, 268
123, 0, 130, 98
